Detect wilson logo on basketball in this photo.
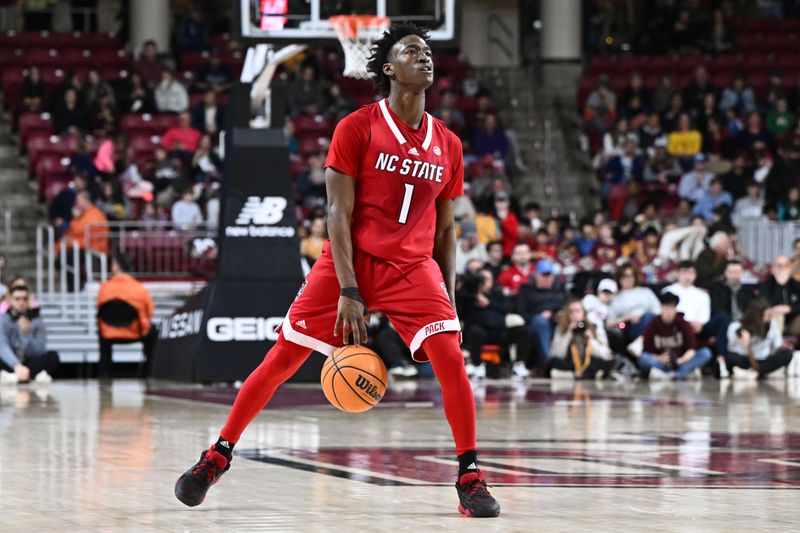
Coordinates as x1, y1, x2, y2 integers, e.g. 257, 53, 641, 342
355, 374, 383, 401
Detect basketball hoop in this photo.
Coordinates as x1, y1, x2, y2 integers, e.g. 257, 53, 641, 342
329, 15, 391, 79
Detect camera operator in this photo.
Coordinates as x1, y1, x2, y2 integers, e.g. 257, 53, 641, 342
546, 299, 613, 379
0, 285, 59, 383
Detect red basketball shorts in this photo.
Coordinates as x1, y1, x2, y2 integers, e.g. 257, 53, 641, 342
279, 241, 459, 362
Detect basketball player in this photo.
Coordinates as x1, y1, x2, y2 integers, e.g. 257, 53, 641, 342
175, 23, 500, 518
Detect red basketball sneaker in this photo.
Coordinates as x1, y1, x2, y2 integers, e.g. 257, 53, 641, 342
175, 446, 231, 507
455, 470, 501, 517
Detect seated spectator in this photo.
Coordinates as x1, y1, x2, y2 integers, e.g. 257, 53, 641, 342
619, 71, 650, 119
592, 223, 621, 264
194, 52, 233, 94
604, 139, 644, 191
726, 298, 794, 379
639, 292, 713, 379
638, 113, 664, 151
777, 186, 800, 221
300, 216, 326, 261
600, 118, 637, 165
0, 276, 39, 314
284, 119, 299, 155
760, 256, 800, 336
0, 285, 59, 384
583, 74, 617, 133
766, 97, 795, 140
460, 269, 533, 380
48, 172, 101, 235
120, 71, 156, 114
546, 299, 613, 379
474, 114, 509, 160
732, 180, 765, 222
60, 191, 109, 255
709, 260, 756, 324
171, 188, 203, 230
582, 278, 617, 330
704, 8, 734, 53
20, 65, 45, 113
87, 90, 119, 137
82, 69, 115, 108
205, 187, 221, 230
518, 259, 568, 366
160, 112, 202, 153
134, 40, 166, 89
719, 74, 756, 115
296, 152, 327, 211
606, 263, 660, 343
492, 192, 518, 257
678, 154, 714, 203
191, 90, 225, 136
151, 146, 185, 194
792, 238, 800, 282
96, 253, 156, 379
692, 177, 733, 221
324, 82, 356, 122
473, 201, 501, 245
482, 241, 504, 279
289, 65, 324, 115
532, 228, 557, 260
433, 89, 466, 131
695, 231, 732, 284
652, 73, 676, 115
755, 151, 793, 207
702, 118, 732, 158
683, 65, 717, 117
52, 88, 87, 135
661, 93, 685, 133
178, 9, 209, 53
634, 226, 661, 266
696, 93, 723, 137
497, 242, 533, 296
720, 155, 751, 201
667, 113, 702, 161
738, 112, 775, 158
97, 180, 131, 221
455, 222, 488, 275
191, 134, 222, 183
155, 69, 189, 113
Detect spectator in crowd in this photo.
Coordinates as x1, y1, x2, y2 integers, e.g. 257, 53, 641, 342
289, 65, 325, 116
20, 65, 45, 113
592, 223, 622, 264
638, 113, 664, 151
639, 292, 713, 380
119, 71, 156, 114
151, 145, 185, 194
178, 9, 209, 53
766, 96, 795, 140
52, 88, 87, 135
760, 255, 800, 336
300, 216, 326, 261
160, 112, 202, 153
643, 136, 682, 184
619, 71, 649, 118
194, 52, 233, 94
493, 192, 518, 257
87, 90, 118, 137
497, 242, 533, 296
678, 154, 713, 202
191, 90, 225, 136
606, 263, 660, 342
709, 260, 756, 324
546, 299, 613, 380
82, 69, 115, 108
739, 112, 775, 157
695, 230, 733, 284
583, 74, 617, 133
155, 68, 189, 113
692, 177, 733, 221
284, 119, 299, 155
191, 134, 222, 183
134, 40, 166, 88
600, 118, 637, 165
484, 241, 505, 279
48, 172, 101, 235
704, 8, 734, 53
0, 285, 59, 384
324, 82, 356, 122
96, 253, 156, 379
755, 151, 793, 206
205, 187, 220, 231
433, 89, 466, 132
573, 219, 597, 256
732, 180, 765, 222
652, 73, 676, 114
683, 65, 717, 117
474, 114, 509, 160
370, 314, 417, 378
719, 73, 756, 115
726, 298, 794, 379
791, 238, 800, 282
720, 155, 751, 200
455, 222, 488, 276
667, 113, 702, 161
777, 186, 800, 220
296, 152, 327, 211
97, 180, 131, 221
473, 200, 501, 245
604, 139, 645, 192
634, 226, 661, 266
60, 191, 109, 255
171, 188, 203, 231
518, 259, 567, 366
0, 276, 39, 314
460, 268, 533, 380
581, 278, 617, 330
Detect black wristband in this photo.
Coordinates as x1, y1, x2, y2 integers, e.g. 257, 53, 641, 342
340, 287, 365, 306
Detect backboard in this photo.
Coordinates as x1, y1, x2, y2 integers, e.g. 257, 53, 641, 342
237, 0, 458, 46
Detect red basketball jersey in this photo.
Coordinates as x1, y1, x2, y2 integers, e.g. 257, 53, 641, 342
325, 98, 464, 266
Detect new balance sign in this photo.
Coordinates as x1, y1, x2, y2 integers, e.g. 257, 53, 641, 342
225, 196, 296, 238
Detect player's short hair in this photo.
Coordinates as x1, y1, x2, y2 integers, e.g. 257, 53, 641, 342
367, 22, 431, 95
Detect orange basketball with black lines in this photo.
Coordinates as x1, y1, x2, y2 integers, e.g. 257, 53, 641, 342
321, 345, 388, 413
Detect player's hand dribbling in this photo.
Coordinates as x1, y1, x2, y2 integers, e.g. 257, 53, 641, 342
334, 296, 368, 345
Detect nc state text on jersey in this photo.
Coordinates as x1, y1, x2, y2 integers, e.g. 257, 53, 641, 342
375, 152, 444, 182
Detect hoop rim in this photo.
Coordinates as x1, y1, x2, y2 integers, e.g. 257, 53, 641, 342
328, 15, 391, 39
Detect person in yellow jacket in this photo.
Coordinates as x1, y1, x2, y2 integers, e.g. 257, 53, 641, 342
96, 253, 156, 379
667, 113, 702, 159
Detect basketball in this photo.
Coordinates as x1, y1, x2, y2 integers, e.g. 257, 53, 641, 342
321, 345, 388, 413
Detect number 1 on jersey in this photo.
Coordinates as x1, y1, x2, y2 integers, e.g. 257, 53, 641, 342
397, 183, 415, 224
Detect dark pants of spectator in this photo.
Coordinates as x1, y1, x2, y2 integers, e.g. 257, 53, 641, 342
98, 327, 157, 379
725, 348, 793, 377
545, 355, 614, 379
0, 351, 60, 377
527, 314, 557, 365
371, 326, 411, 369
464, 324, 533, 367
699, 313, 731, 355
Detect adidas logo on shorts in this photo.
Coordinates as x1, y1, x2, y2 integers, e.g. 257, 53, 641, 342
295, 320, 307, 329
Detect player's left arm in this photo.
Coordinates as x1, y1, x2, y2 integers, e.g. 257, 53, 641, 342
433, 198, 457, 309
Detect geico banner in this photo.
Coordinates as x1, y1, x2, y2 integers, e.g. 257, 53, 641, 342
206, 316, 283, 342
217, 128, 303, 281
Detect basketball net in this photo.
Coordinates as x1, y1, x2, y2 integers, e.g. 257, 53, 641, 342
329, 15, 391, 79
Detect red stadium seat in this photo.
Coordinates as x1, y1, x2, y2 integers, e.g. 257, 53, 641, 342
1, 68, 25, 110
35, 155, 70, 202
154, 113, 180, 132
292, 114, 334, 137
60, 48, 93, 68
120, 113, 161, 137
27, 48, 61, 67
297, 135, 330, 156
18, 112, 53, 153
26, 134, 78, 175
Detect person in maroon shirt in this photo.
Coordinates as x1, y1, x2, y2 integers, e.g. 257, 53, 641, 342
497, 242, 533, 296
134, 40, 166, 89
591, 222, 622, 265
639, 292, 713, 380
